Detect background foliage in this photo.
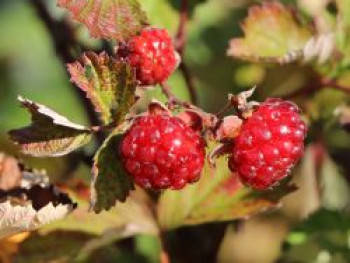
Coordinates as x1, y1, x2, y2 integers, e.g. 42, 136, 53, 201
1, 0, 350, 262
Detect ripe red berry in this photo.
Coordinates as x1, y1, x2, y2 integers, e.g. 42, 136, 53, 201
229, 98, 307, 190
123, 28, 177, 85
120, 115, 205, 190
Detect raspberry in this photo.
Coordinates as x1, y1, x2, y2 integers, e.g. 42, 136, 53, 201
122, 28, 177, 85
229, 98, 307, 190
120, 115, 205, 190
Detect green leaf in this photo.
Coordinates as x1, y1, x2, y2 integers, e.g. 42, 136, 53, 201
91, 131, 134, 213
227, 2, 311, 63
157, 154, 295, 230
9, 96, 92, 157
68, 52, 137, 125
57, 0, 149, 41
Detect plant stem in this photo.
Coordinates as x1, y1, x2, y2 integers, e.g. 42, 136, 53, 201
175, 0, 198, 105
27, 0, 104, 144
160, 82, 191, 109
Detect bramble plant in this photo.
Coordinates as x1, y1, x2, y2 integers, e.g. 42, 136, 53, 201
2, 0, 350, 262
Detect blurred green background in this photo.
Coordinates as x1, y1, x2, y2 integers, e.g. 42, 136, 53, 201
1, 0, 350, 262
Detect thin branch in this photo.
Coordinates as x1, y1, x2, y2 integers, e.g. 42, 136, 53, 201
321, 78, 350, 94
160, 82, 191, 109
282, 76, 350, 99
174, 0, 198, 105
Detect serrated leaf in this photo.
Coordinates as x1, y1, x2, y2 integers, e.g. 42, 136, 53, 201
68, 52, 136, 125
9, 97, 92, 157
227, 2, 311, 63
157, 154, 295, 230
91, 132, 134, 213
57, 0, 149, 41
0, 185, 77, 239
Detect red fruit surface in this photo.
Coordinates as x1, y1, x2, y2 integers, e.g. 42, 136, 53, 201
120, 115, 205, 190
229, 98, 307, 190
126, 28, 177, 85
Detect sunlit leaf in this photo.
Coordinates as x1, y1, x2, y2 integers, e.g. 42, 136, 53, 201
57, 0, 149, 41
91, 131, 134, 213
9, 97, 92, 157
227, 2, 311, 63
157, 154, 295, 230
68, 52, 137, 125
0, 185, 77, 239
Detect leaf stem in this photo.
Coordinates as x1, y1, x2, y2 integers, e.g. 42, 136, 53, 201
160, 82, 191, 109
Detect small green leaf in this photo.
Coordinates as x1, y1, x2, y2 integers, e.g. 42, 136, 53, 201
57, 0, 149, 41
227, 2, 311, 63
157, 153, 295, 230
91, 131, 134, 213
9, 97, 92, 157
68, 52, 137, 125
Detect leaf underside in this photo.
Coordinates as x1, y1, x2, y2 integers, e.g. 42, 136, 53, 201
9, 97, 92, 157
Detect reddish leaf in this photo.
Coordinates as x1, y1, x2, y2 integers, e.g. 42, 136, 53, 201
68, 52, 137, 125
227, 2, 311, 63
57, 0, 149, 41
157, 152, 295, 230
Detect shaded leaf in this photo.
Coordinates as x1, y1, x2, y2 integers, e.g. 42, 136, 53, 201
91, 132, 134, 213
57, 0, 149, 41
0, 185, 77, 239
68, 52, 137, 125
157, 154, 295, 230
42, 184, 158, 236
227, 2, 311, 63
9, 97, 92, 157
41, 184, 158, 259
15, 231, 94, 263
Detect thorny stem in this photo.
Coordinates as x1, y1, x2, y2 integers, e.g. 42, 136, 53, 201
174, 0, 199, 106
28, 0, 104, 144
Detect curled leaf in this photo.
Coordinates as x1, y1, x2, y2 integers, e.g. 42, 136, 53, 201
227, 1, 311, 63
0, 185, 77, 239
91, 131, 134, 213
68, 52, 137, 125
57, 0, 149, 41
9, 96, 92, 157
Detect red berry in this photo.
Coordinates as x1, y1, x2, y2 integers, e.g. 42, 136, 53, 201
123, 28, 177, 85
229, 98, 307, 190
120, 115, 205, 190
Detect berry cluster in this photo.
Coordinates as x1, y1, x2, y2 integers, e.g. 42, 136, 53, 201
229, 99, 307, 190
119, 28, 177, 86
120, 114, 205, 190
